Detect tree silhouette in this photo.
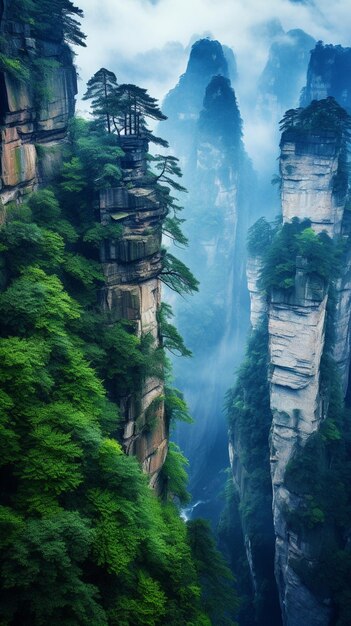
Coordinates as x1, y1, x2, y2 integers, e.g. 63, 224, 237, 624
83, 68, 118, 134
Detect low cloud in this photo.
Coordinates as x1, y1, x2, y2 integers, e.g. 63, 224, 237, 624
75, 0, 351, 166
77, 0, 350, 99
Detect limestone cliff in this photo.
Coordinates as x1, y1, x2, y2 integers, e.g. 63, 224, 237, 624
268, 105, 350, 625
0, 0, 77, 206
246, 255, 267, 329
228, 98, 351, 626
99, 136, 167, 491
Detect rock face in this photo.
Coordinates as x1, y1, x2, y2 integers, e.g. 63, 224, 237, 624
0, 1, 77, 206
301, 42, 351, 111
269, 124, 350, 626
99, 136, 167, 491
333, 242, 351, 393
246, 255, 267, 328
280, 129, 345, 237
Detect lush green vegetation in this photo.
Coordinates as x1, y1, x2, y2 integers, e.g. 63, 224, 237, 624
250, 216, 341, 292
7, 0, 86, 47
0, 132, 234, 625
83, 68, 168, 146
0, 6, 237, 615
225, 323, 281, 626
246, 217, 273, 258
188, 518, 240, 626
279, 96, 351, 139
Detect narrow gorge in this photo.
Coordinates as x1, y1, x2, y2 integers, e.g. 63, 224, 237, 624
1, 2, 351, 626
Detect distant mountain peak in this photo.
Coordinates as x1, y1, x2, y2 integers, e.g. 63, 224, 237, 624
161, 38, 235, 156
301, 42, 351, 111
184, 38, 229, 80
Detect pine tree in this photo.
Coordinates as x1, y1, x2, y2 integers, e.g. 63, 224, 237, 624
83, 69, 119, 133
114, 83, 167, 135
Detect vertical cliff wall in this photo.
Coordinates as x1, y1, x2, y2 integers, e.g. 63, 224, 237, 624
228, 98, 351, 626
0, 1, 77, 207
268, 105, 351, 626
99, 136, 168, 490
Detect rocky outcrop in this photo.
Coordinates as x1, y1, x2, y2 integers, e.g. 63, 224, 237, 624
246, 255, 266, 328
269, 117, 350, 625
332, 243, 351, 393
0, 8, 167, 488
99, 136, 167, 491
0, 2, 77, 205
280, 129, 345, 237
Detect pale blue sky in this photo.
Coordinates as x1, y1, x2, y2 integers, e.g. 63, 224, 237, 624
76, 0, 350, 105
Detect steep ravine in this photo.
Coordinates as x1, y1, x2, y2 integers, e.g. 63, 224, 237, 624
171, 70, 255, 520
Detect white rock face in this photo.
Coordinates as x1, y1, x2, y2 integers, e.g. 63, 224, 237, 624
269, 285, 331, 624
333, 245, 351, 393
280, 132, 344, 237
268, 131, 351, 625
246, 256, 267, 329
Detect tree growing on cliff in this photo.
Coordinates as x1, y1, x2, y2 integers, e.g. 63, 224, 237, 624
9, 0, 86, 47
280, 97, 351, 140
83, 69, 119, 134
84, 70, 168, 144
112, 83, 167, 143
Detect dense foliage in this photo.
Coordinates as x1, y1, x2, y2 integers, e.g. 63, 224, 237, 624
0, 10, 237, 614
225, 323, 281, 626
6, 0, 86, 47
279, 96, 351, 139
0, 124, 236, 625
251, 216, 341, 292
83, 68, 168, 146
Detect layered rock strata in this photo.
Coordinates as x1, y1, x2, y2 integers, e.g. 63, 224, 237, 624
99, 136, 167, 490
280, 129, 345, 237
0, 1, 77, 206
246, 255, 267, 329
269, 127, 350, 625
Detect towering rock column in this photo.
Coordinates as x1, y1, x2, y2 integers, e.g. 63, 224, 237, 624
99, 136, 168, 490
269, 122, 350, 625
